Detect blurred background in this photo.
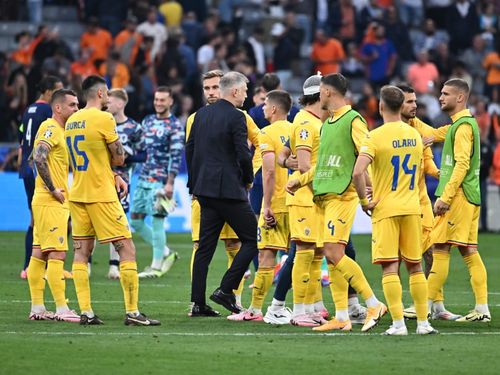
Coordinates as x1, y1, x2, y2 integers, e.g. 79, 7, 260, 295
1, 0, 499, 232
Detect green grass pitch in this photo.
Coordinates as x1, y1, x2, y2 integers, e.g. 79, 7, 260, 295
0, 231, 498, 374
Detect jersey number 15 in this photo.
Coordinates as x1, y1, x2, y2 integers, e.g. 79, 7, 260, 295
66, 135, 89, 171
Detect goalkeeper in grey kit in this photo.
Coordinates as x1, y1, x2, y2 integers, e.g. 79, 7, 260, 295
129, 86, 184, 278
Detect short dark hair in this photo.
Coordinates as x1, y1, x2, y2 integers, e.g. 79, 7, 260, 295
36, 76, 62, 94
444, 78, 470, 95
50, 88, 77, 105
321, 73, 348, 96
81, 75, 107, 99
254, 86, 265, 95
380, 85, 404, 112
262, 73, 280, 92
298, 92, 320, 106
156, 86, 172, 96
396, 83, 415, 94
266, 90, 292, 114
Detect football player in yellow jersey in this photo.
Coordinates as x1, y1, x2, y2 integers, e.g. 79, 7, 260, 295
186, 70, 259, 315
429, 79, 490, 322
288, 74, 386, 332
27, 89, 80, 322
397, 84, 461, 321
65, 75, 159, 326
265, 75, 325, 326
228, 90, 292, 321
353, 85, 437, 335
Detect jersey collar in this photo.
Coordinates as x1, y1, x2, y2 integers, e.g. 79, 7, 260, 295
330, 105, 352, 121
451, 109, 472, 123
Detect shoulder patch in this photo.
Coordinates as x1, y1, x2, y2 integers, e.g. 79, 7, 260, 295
299, 129, 309, 140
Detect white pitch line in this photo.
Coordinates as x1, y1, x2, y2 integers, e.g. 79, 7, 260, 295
1, 331, 499, 337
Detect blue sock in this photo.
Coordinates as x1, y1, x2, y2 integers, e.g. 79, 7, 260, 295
151, 216, 166, 268
273, 241, 296, 301
131, 218, 153, 245
252, 254, 259, 271
345, 236, 357, 296
24, 226, 33, 270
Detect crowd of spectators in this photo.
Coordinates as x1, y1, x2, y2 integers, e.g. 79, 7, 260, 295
1, 1, 500, 199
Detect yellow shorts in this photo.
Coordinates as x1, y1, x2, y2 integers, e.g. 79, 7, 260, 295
70, 200, 132, 243
288, 205, 319, 244
421, 201, 434, 253
257, 212, 289, 251
32, 204, 69, 252
191, 199, 238, 242
430, 191, 479, 248
316, 195, 357, 245
372, 214, 422, 264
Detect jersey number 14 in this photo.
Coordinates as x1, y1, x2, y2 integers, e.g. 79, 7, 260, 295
390, 153, 416, 191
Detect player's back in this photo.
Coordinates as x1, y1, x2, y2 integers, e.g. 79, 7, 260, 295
258, 120, 291, 213
19, 101, 52, 178
65, 107, 119, 203
287, 109, 322, 206
362, 121, 423, 221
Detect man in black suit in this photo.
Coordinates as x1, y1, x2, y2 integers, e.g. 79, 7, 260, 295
186, 71, 258, 315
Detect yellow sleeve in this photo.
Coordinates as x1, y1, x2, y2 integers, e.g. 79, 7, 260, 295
351, 117, 369, 152
98, 112, 119, 144
359, 132, 376, 160
412, 117, 449, 143
297, 165, 316, 186
294, 122, 314, 150
245, 113, 260, 147
423, 146, 439, 178
185, 113, 195, 141
258, 131, 274, 156
440, 125, 473, 204
35, 122, 55, 149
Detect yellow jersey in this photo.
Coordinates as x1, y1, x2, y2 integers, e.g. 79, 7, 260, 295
32, 118, 69, 208
360, 121, 423, 222
65, 107, 119, 203
259, 120, 291, 213
286, 109, 322, 207
409, 117, 449, 142
409, 117, 443, 206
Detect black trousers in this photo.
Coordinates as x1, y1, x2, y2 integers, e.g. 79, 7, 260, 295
191, 196, 258, 305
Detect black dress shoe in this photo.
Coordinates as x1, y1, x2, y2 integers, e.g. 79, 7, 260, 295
209, 288, 242, 314
189, 303, 221, 317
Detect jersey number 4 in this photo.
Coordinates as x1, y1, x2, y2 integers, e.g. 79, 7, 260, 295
66, 135, 89, 171
390, 153, 416, 191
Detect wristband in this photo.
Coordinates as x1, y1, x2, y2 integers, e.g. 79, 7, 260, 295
360, 197, 369, 206
283, 156, 288, 168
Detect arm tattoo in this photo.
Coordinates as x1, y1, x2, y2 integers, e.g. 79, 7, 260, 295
34, 143, 55, 192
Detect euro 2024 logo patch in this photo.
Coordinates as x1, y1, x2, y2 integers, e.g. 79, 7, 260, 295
299, 129, 309, 140
44, 129, 53, 139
